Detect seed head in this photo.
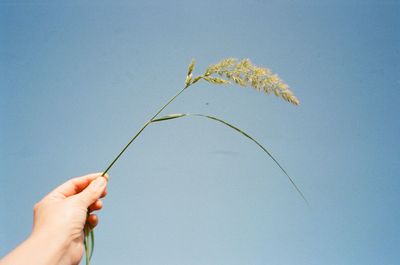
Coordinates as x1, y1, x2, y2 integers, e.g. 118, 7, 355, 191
187, 59, 195, 76
204, 58, 300, 105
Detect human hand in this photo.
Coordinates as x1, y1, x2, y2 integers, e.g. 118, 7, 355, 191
0, 173, 108, 265
33, 172, 108, 265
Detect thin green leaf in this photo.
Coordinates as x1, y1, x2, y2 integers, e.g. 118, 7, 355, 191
152, 113, 308, 205
84, 226, 91, 264
151, 113, 187, 122
89, 229, 94, 259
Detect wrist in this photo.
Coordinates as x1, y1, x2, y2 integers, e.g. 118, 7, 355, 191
27, 231, 67, 264
0, 232, 67, 265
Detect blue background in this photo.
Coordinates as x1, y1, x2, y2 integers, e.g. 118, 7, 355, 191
1, 1, 399, 264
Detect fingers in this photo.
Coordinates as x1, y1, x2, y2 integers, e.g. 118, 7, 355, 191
89, 200, 103, 212
48, 173, 109, 198
101, 187, 108, 198
87, 214, 99, 229
75, 176, 108, 207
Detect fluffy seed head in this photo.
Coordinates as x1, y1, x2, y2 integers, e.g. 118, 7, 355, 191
204, 58, 300, 105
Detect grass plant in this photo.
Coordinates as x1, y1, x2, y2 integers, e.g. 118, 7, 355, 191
84, 58, 306, 264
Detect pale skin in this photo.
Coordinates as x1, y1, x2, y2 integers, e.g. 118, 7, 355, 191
0, 173, 109, 265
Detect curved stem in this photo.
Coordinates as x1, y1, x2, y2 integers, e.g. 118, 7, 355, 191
101, 85, 189, 176
89, 85, 190, 264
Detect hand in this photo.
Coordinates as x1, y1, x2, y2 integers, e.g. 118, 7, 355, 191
0, 173, 108, 265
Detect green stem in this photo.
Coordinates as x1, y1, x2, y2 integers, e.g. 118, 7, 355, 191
84, 226, 90, 264
88, 84, 191, 264
101, 85, 189, 177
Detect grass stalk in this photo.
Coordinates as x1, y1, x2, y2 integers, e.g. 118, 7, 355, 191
84, 58, 305, 264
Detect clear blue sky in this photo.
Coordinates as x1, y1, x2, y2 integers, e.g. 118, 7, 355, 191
1, 1, 399, 264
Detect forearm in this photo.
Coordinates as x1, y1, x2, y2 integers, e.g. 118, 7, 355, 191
1, 173, 107, 265
0, 233, 66, 265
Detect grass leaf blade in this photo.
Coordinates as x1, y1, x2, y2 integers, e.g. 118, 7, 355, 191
84, 226, 91, 264
89, 229, 94, 259
152, 113, 188, 122
152, 113, 308, 205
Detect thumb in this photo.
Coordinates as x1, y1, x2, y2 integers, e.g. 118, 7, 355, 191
75, 177, 107, 207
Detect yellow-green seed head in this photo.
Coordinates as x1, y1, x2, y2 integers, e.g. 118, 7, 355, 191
204, 58, 300, 105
